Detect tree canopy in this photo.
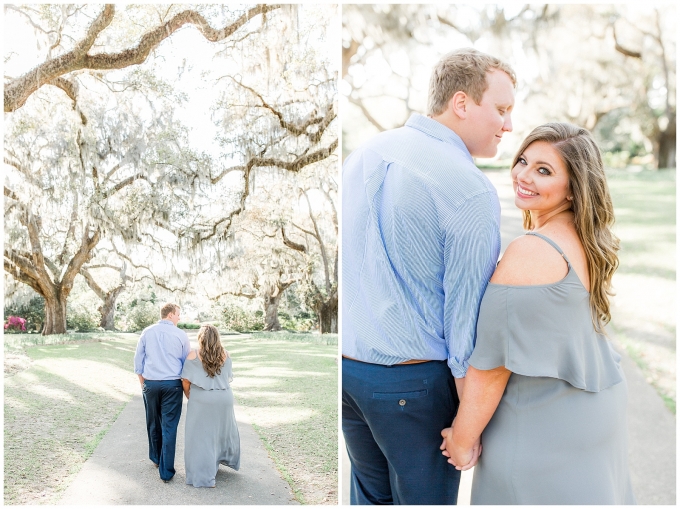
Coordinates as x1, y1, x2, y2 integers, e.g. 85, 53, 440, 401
4, 4, 338, 334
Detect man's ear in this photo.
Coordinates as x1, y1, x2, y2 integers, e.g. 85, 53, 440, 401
449, 91, 468, 120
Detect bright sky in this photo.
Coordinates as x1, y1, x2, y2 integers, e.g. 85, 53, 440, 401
4, 5, 339, 158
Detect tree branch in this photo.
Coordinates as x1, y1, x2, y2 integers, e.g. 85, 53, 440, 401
348, 96, 388, 132
57, 192, 79, 266
5, 4, 282, 112
79, 267, 106, 300
302, 189, 331, 294
612, 22, 642, 58
5, 4, 116, 112
228, 76, 336, 143
281, 227, 307, 253
60, 225, 101, 297
103, 173, 150, 198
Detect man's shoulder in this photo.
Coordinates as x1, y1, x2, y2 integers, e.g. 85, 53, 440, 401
140, 322, 160, 335
347, 124, 423, 160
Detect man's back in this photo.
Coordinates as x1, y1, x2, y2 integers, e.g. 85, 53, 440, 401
342, 113, 500, 376
134, 320, 190, 381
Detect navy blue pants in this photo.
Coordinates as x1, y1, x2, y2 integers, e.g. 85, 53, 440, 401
142, 379, 183, 481
342, 358, 461, 505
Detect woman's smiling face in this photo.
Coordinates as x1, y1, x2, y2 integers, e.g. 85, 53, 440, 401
511, 140, 571, 214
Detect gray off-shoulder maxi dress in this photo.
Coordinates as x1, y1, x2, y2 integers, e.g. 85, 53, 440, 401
469, 232, 635, 505
181, 355, 240, 488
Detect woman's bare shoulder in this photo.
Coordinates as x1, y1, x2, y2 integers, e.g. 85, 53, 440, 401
490, 234, 568, 286
186, 350, 197, 360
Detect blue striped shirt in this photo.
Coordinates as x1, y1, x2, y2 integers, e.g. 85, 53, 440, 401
133, 319, 191, 380
342, 113, 500, 377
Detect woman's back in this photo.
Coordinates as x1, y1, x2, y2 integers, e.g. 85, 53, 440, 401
469, 232, 635, 504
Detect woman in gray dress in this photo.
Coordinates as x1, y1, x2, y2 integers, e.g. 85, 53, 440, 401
440, 123, 635, 504
181, 324, 240, 488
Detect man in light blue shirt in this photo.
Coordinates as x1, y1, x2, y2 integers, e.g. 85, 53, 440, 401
134, 302, 191, 482
342, 48, 516, 504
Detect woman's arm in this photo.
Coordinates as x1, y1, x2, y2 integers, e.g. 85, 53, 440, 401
181, 378, 191, 399
441, 365, 511, 469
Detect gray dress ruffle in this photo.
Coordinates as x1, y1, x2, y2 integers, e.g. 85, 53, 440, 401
181, 355, 240, 488
469, 232, 636, 505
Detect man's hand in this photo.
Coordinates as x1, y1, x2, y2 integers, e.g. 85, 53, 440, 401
138, 374, 145, 388
440, 424, 482, 471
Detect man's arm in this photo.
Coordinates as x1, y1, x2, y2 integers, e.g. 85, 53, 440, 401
181, 332, 191, 361
133, 331, 147, 385
442, 191, 499, 379
441, 365, 510, 469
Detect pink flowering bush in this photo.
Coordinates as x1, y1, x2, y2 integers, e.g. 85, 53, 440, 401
4, 316, 27, 332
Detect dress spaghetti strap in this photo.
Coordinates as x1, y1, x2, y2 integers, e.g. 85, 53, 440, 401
525, 231, 571, 265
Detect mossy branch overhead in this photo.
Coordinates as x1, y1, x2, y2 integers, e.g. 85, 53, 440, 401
4, 4, 282, 112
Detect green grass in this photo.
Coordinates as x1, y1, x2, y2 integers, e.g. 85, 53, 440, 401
227, 332, 338, 504
4, 330, 338, 505
252, 422, 306, 504
4, 334, 139, 505
607, 169, 675, 280
607, 169, 676, 413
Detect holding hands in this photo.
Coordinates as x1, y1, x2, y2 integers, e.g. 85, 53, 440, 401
440, 365, 511, 472
440, 420, 482, 471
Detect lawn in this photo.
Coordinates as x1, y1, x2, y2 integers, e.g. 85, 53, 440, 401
227, 332, 338, 504
4, 330, 338, 505
3, 333, 140, 505
606, 169, 676, 412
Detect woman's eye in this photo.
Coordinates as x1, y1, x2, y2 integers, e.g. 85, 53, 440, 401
538, 167, 550, 175
518, 157, 526, 165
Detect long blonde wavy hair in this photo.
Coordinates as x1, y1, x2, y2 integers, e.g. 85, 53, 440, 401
512, 123, 620, 333
197, 324, 227, 378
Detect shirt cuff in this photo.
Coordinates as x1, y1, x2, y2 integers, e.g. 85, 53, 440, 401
448, 358, 469, 378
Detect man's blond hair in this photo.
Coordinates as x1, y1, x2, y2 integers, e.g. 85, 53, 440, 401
160, 303, 179, 319
427, 48, 516, 116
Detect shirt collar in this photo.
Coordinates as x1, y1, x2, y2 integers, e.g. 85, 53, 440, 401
405, 113, 474, 163
159, 319, 174, 326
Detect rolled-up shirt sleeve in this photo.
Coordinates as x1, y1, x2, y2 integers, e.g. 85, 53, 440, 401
133, 331, 147, 375
443, 191, 500, 378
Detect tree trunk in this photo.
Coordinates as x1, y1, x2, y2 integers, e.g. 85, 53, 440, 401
263, 289, 283, 331
656, 117, 676, 169
99, 286, 124, 330
43, 293, 67, 335
315, 294, 338, 334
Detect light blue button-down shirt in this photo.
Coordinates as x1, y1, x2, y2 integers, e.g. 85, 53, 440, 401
342, 113, 501, 378
133, 319, 191, 380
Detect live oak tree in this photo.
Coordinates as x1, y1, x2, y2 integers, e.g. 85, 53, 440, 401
206, 154, 338, 333
208, 4, 338, 332
4, 77, 191, 334
208, 228, 305, 332
79, 244, 189, 330
5, 4, 338, 333
280, 161, 338, 334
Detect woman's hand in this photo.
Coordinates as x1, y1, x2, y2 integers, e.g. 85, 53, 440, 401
181, 378, 191, 399
440, 423, 482, 470
439, 365, 510, 471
